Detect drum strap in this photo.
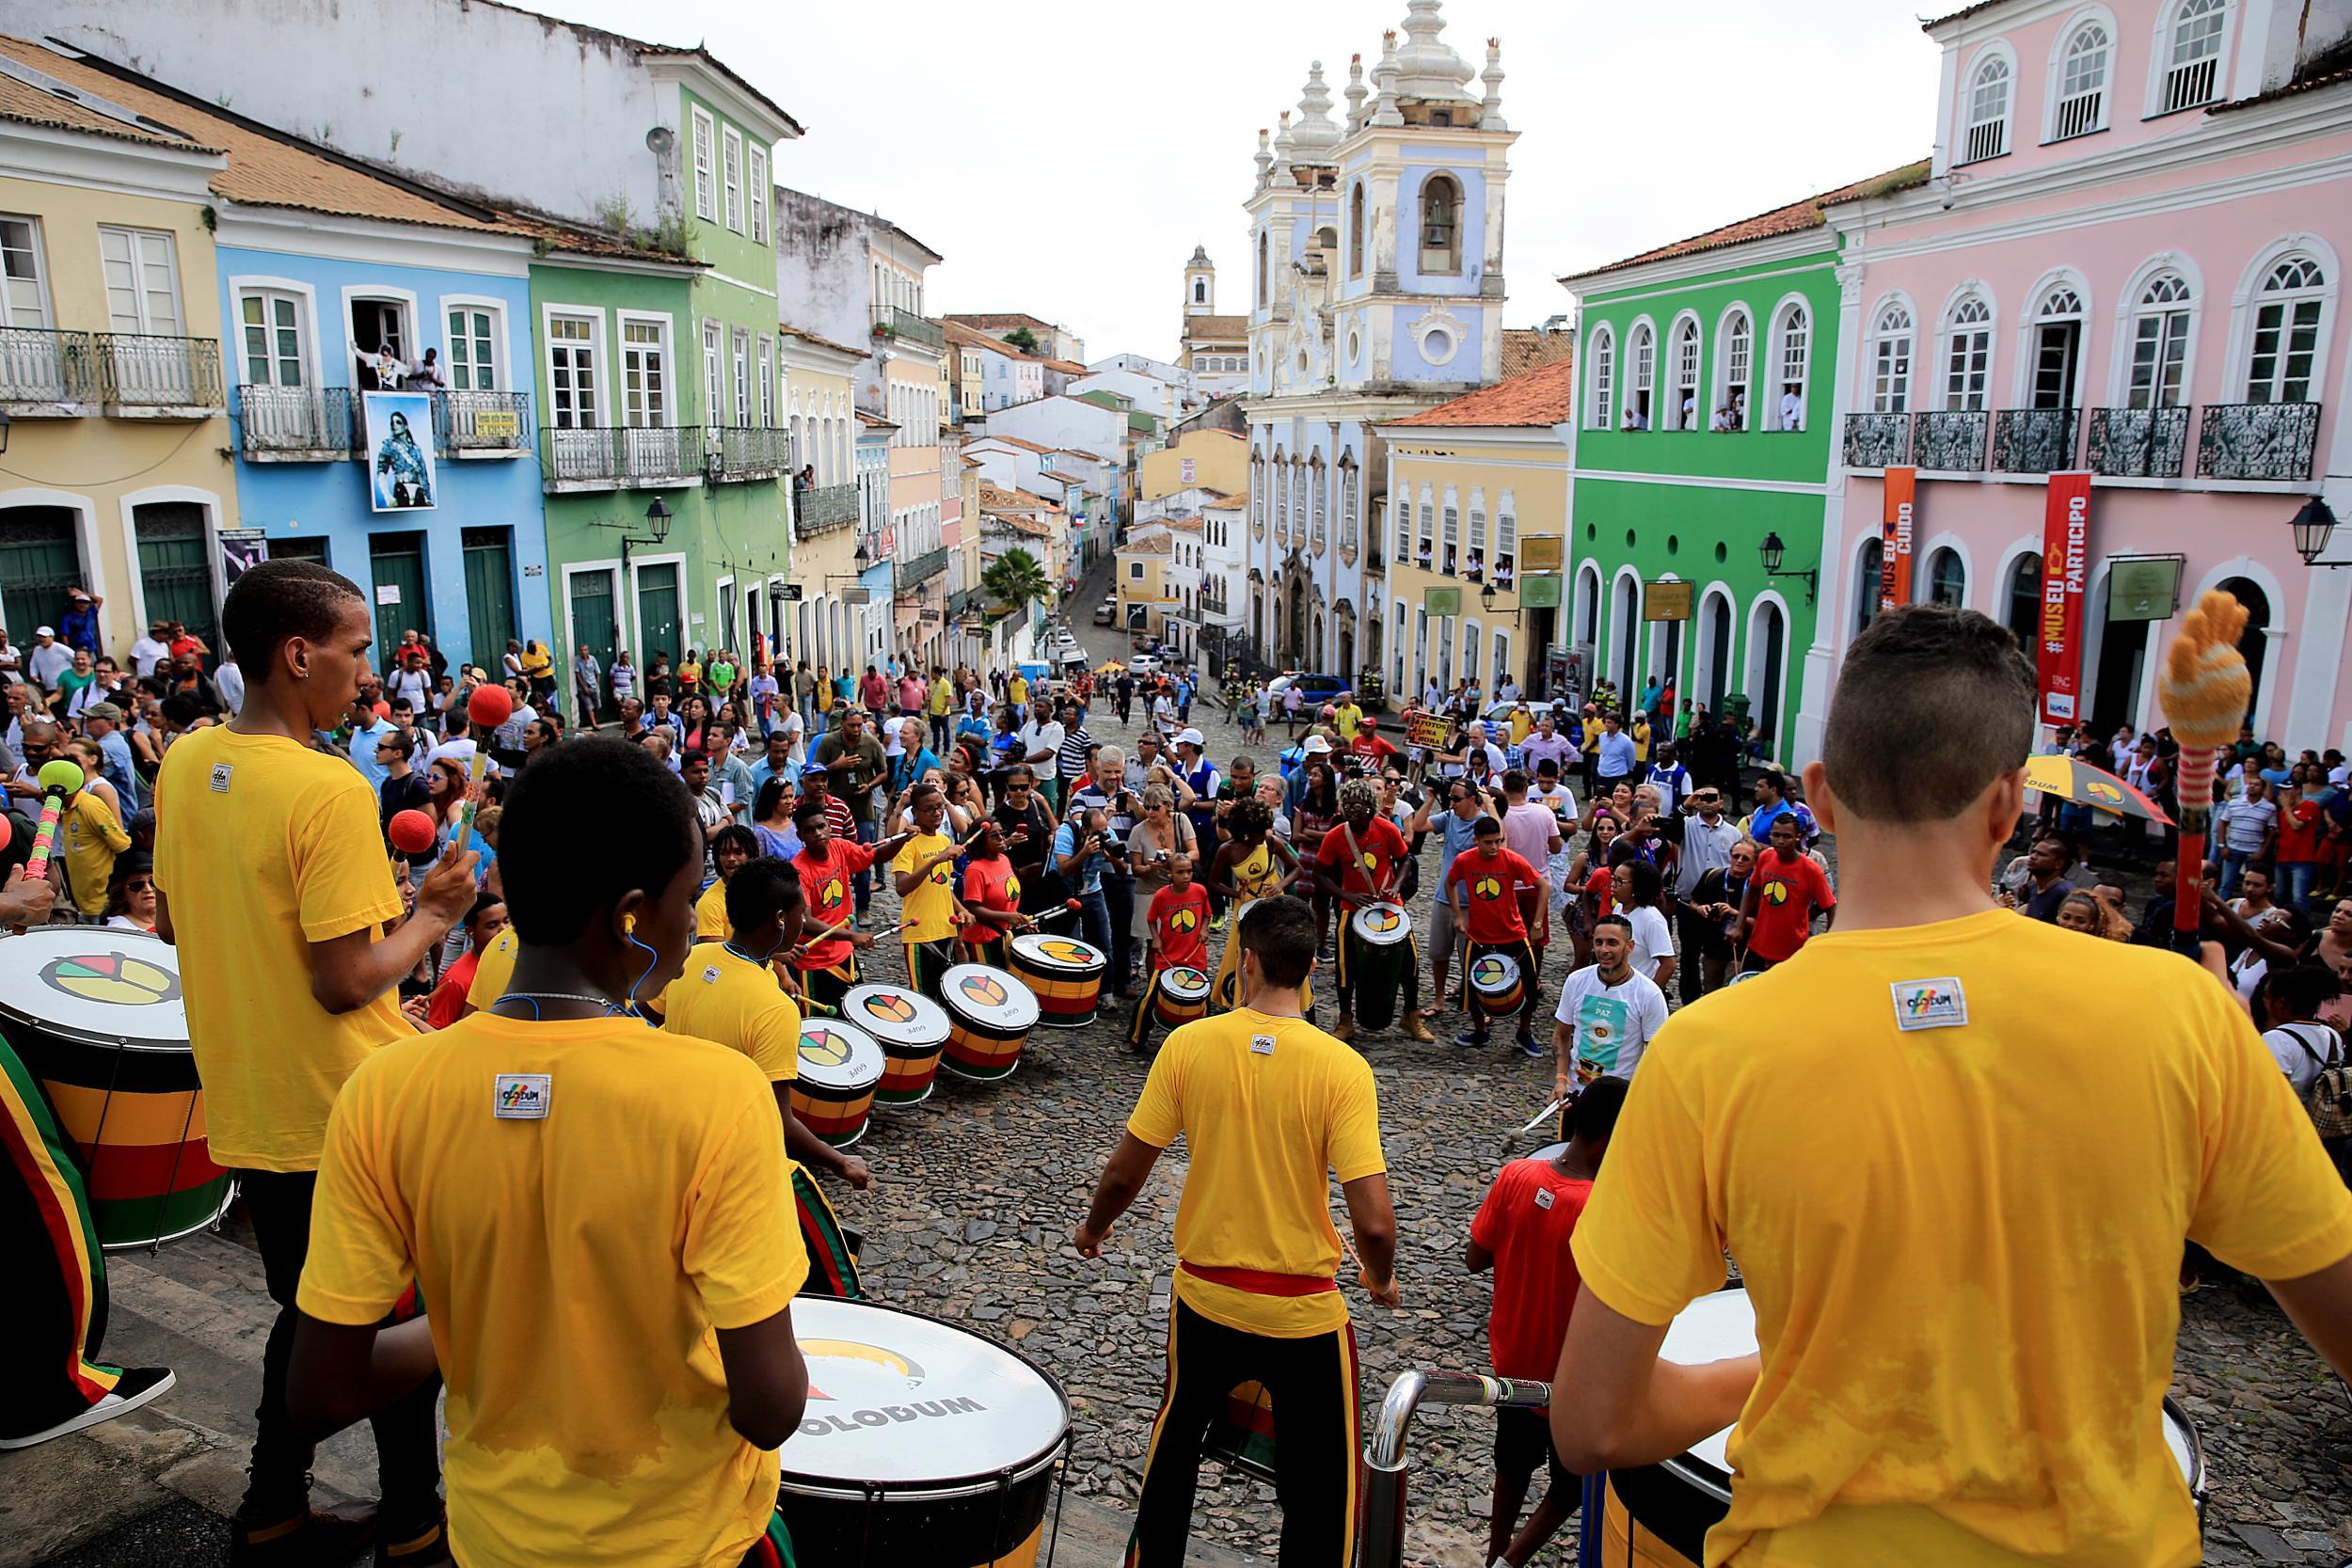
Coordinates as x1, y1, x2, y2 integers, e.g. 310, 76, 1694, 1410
1181, 1260, 1337, 1296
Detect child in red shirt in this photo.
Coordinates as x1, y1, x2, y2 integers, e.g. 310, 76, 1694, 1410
1126, 852, 1212, 1051
955, 817, 1027, 967
1466, 1075, 1627, 1568
1444, 815, 1546, 1053
422, 893, 507, 1029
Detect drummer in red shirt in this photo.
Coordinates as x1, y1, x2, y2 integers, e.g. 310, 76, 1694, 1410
1468, 1075, 1626, 1568
1305, 778, 1436, 1043
955, 816, 1029, 968
788, 796, 917, 1006
1737, 814, 1835, 973
1127, 851, 1212, 1052
1445, 815, 1547, 1053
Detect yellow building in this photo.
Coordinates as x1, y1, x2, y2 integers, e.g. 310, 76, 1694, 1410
1137, 427, 1247, 508
1379, 357, 1574, 704
0, 77, 237, 657
1115, 528, 1175, 644
780, 326, 865, 675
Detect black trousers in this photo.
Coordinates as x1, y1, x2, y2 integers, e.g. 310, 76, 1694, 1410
1128, 1300, 1361, 1568
1102, 874, 1137, 990
240, 1168, 442, 1523
1673, 906, 1720, 1007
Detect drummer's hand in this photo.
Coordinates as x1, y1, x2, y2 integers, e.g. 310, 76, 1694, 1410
400, 993, 432, 1027
416, 840, 480, 928
834, 1153, 873, 1191
0, 864, 56, 928
1073, 1220, 1107, 1259
1360, 1267, 1401, 1308
849, 931, 876, 950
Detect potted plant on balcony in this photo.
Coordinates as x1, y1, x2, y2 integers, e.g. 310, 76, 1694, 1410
872, 320, 897, 341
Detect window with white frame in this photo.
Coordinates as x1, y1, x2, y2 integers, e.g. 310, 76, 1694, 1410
1717, 309, 1751, 428
2161, 0, 2226, 113
1340, 459, 1359, 548
0, 216, 49, 327
732, 329, 750, 427
722, 127, 744, 234
1441, 498, 1459, 575
239, 289, 310, 388
1497, 497, 1517, 580
547, 312, 597, 427
2053, 23, 2110, 138
1587, 326, 1614, 428
1629, 323, 1654, 428
1292, 462, 1307, 541
1395, 499, 1411, 562
1275, 453, 1288, 537
1417, 490, 1435, 566
98, 227, 183, 336
1962, 53, 2011, 164
446, 305, 499, 390
748, 149, 768, 245
1311, 460, 1327, 545
1945, 296, 1994, 410
1869, 303, 1914, 412
621, 317, 667, 426
703, 321, 723, 426
2246, 255, 2327, 404
1772, 305, 1810, 430
1671, 318, 1701, 429
2126, 274, 2191, 408
1467, 494, 1486, 579
691, 108, 716, 222
2028, 286, 2085, 409
756, 336, 772, 427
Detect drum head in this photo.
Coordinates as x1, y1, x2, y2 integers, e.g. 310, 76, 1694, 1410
839, 985, 951, 1050
781, 1298, 1071, 1489
1161, 967, 1211, 1003
1350, 901, 1409, 943
1010, 933, 1104, 974
1470, 952, 1521, 990
942, 966, 1041, 1032
798, 1021, 884, 1090
0, 927, 186, 1050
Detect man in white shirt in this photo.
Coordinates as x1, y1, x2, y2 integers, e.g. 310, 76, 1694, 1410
128, 620, 174, 678
1022, 708, 1067, 810
1552, 915, 1670, 1094
1496, 676, 1522, 705
25, 628, 71, 692
1778, 388, 1804, 430
214, 657, 246, 718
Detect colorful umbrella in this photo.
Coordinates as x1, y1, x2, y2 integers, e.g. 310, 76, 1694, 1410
2024, 753, 2174, 825
1095, 660, 1125, 674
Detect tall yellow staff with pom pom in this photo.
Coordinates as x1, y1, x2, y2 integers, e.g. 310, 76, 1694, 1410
2156, 591, 2251, 954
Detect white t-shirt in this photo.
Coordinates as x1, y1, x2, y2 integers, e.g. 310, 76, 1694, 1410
1021, 719, 1065, 768
2264, 1022, 2340, 1097
1624, 903, 1676, 981
128, 635, 172, 677
778, 707, 806, 765
1554, 964, 1670, 1082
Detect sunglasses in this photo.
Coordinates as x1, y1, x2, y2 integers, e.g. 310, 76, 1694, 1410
125, 879, 155, 893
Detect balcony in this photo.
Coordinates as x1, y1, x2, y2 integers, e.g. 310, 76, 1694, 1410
0, 327, 99, 412
872, 305, 945, 353
1841, 412, 1910, 468
898, 546, 948, 589
98, 334, 223, 417
1910, 409, 1989, 472
715, 424, 790, 482
1992, 408, 2079, 475
238, 386, 358, 461
2086, 406, 2188, 479
2196, 402, 2320, 482
437, 390, 532, 458
795, 483, 860, 536
541, 424, 705, 492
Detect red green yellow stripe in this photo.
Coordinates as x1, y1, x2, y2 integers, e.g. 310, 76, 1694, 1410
0, 1039, 119, 1411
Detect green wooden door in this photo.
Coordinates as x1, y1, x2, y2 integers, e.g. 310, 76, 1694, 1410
0, 508, 80, 649
265, 535, 330, 569
133, 502, 219, 669
460, 527, 516, 673
566, 568, 618, 720
635, 562, 681, 670
368, 532, 430, 660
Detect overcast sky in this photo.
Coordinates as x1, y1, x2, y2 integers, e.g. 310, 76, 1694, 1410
542, 0, 1943, 361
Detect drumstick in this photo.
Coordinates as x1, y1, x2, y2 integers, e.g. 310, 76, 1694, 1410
456, 686, 513, 838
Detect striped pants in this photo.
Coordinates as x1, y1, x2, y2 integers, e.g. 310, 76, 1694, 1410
0, 1036, 124, 1445
791, 1166, 863, 1299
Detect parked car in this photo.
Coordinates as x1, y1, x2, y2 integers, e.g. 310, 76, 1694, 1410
1480, 699, 1559, 731
1128, 654, 1164, 676
1264, 673, 1353, 708
1091, 603, 1116, 626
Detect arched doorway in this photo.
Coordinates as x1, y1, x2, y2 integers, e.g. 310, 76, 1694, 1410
2004, 552, 2042, 652
2217, 576, 2271, 728
1748, 599, 1788, 757
1852, 536, 1883, 640
1611, 574, 1639, 689
1696, 590, 1734, 713
1575, 565, 1601, 647
1287, 576, 1308, 669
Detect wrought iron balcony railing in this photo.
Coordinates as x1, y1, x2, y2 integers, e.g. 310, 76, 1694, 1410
99, 333, 224, 413
1910, 409, 1989, 472
2196, 402, 2320, 482
437, 390, 532, 455
795, 483, 860, 535
238, 386, 358, 458
898, 546, 948, 588
872, 306, 945, 352
0, 327, 99, 406
2086, 406, 2189, 479
1992, 408, 2079, 474
1842, 412, 1910, 468
715, 424, 790, 481
541, 424, 704, 489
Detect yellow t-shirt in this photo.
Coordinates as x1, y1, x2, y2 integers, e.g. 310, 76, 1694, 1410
1582, 716, 1604, 754
152, 727, 408, 1171
678, 660, 703, 690
1332, 703, 1363, 741
298, 1013, 805, 1568
61, 789, 132, 916
1572, 911, 2352, 1568
893, 832, 958, 943
694, 877, 732, 941
1507, 708, 1534, 746
1629, 715, 1651, 763
1127, 1006, 1386, 1338
927, 681, 952, 718
465, 926, 520, 1012
517, 645, 553, 681
1008, 674, 1029, 705
659, 942, 802, 1083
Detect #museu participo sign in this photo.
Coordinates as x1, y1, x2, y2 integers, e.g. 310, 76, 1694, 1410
2036, 472, 2090, 725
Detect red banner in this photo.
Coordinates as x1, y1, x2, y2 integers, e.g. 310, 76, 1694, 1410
1878, 467, 1915, 611
2037, 471, 2091, 725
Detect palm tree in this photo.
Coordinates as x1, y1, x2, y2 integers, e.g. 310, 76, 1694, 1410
982, 548, 1050, 615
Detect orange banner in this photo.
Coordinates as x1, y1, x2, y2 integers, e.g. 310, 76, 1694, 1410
1878, 467, 1915, 611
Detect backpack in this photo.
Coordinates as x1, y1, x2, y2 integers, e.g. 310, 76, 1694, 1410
2278, 1022, 2352, 1143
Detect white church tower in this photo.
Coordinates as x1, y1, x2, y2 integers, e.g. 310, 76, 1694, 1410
1184, 245, 1216, 316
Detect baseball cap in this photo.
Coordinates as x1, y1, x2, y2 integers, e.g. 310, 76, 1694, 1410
1303, 735, 1332, 753
35, 626, 54, 638
1361, 716, 1378, 728
85, 701, 124, 722
1176, 728, 1205, 747
67, 590, 89, 602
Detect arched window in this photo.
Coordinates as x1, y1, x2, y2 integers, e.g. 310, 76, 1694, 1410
2053, 22, 2110, 138
1588, 326, 1615, 429
1467, 488, 1488, 579
1193, 278, 1206, 305
2246, 254, 2327, 404
1926, 546, 1967, 607
1292, 460, 1308, 544
1349, 182, 1367, 277
2161, 0, 2226, 113
1963, 52, 2012, 164
1628, 323, 1655, 430
1670, 317, 1701, 430
2005, 553, 2042, 649
1870, 303, 1914, 412
1273, 450, 1288, 538
1440, 491, 1460, 575
1310, 456, 1327, 546
1854, 536, 1883, 637
2127, 274, 2193, 408
1256, 230, 1268, 308
1338, 455, 1359, 549
1717, 309, 1752, 429
1771, 305, 1810, 430
1419, 174, 1461, 274
1945, 294, 1994, 410
2029, 284, 2085, 409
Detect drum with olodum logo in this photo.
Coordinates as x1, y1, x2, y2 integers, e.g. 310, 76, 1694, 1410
841, 984, 953, 1109
1469, 951, 1525, 1017
778, 1297, 1072, 1567
0, 928, 233, 1251
940, 966, 1041, 1083
1151, 967, 1212, 1031
791, 1021, 884, 1148
1008, 934, 1106, 1028
1596, 1288, 2206, 1566
1345, 901, 1413, 1031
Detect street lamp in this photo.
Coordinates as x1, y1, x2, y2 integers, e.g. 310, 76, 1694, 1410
2289, 495, 2338, 567
1479, 579, 1521, 623
601, 495, 675, 576
1757, 531, 1817, 605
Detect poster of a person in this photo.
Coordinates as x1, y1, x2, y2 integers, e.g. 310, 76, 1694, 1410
362, 391, 438, 512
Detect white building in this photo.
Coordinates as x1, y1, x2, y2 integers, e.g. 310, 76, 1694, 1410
974, 395, 1130, 470
1069, 368, 1190, 424
1180, 245, 1250, 398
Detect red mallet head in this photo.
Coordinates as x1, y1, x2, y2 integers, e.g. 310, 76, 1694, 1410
0, 815, 11, 854
388, 809, 438, 856
467, 684, 514, 731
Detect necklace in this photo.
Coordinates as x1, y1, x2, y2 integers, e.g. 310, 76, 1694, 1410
495, 990, 623, 1012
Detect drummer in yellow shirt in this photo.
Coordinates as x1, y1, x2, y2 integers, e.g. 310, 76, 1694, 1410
892, 783, 979, 1002
291, 736, 810, 1568
1552, 606, 2352, 1568
1077, 895, 1399, 1568
695, 824, 758, 939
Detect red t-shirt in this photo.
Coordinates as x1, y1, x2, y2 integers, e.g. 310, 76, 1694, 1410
1445, 847, 1540, 945
424, 949, 480, 1030
1582, 863, 1614, 918
1469, 1159, 1595, 1381
1746, 851, 1836, 962
1147, 881, 1212, 971
794, 838, 876, 969
957, 854, 1020, 944
1313, 816, 1408, 907
2276, 796, 2321, 863
1350, 733, 1400, 769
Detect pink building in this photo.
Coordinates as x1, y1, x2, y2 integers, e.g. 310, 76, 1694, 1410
1796, 0, 2352, 763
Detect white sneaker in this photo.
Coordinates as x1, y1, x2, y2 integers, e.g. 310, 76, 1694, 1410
0, 1366, 176, 1449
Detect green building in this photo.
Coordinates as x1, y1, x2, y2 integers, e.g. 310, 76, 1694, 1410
1561, 165, 1921, 763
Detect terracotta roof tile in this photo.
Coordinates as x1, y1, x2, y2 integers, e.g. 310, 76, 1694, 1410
944, 322, 1047, 362
1500, 328, 1576, 379
1562, 161, 1930, 281
946, 313, 1058, 335
1388, 356, 1578, 429
1119, 535, 1174, 555
1182, 315, 1249, 341
970, 434, 1054, 454
0, 66, 219, 151
1043, 358, 1089, 373
780, 325, 871, 358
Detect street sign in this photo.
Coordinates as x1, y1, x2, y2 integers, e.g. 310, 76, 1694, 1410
1644, 580, 1693, 622
2106, 555, 2183, 622
1518, 536, 1564, 573
771, 581, 803, 602
1423, 586, 1462, 616
843, 588, 872, 606
1519, 574, 1562, 610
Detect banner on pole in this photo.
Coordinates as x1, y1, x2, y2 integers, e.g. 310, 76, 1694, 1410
2037, 471, 2091, 725
1879, 467, 1915, 611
